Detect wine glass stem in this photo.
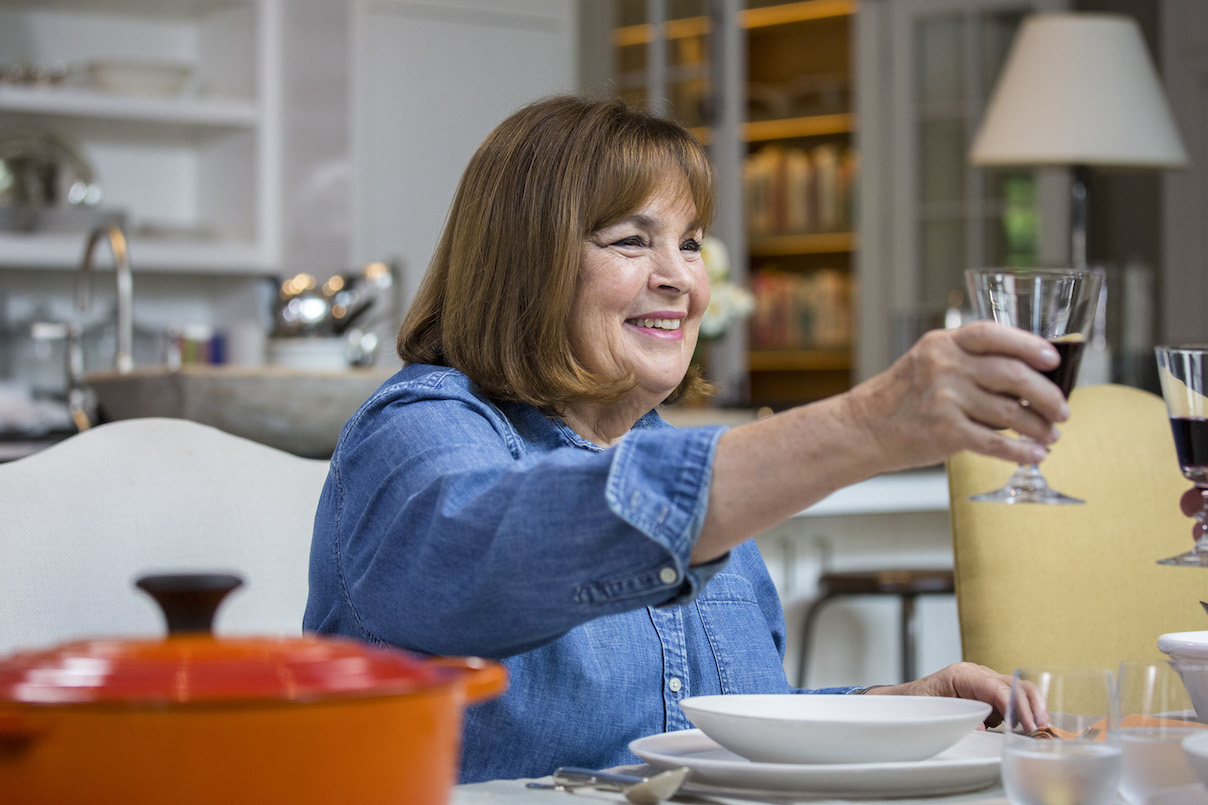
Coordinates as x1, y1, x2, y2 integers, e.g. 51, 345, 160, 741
1193, 486, 1208, 550
1007, 435, 1051, 491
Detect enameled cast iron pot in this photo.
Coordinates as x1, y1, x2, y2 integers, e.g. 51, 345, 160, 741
0, 574, 507, 804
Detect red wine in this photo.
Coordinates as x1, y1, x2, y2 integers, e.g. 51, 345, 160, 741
1042, 338, 1086, 398
1171, 417, 1208, 483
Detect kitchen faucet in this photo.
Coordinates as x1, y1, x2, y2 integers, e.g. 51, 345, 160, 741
66, 224, 132, 431
76, 223, 133, 373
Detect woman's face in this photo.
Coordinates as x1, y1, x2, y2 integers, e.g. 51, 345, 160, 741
569, 177, 710, 404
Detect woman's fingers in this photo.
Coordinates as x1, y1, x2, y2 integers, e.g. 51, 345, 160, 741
849, 323, 1069, 469
951, 323, 1069, 426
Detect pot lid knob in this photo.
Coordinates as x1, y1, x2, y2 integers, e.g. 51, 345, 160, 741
135, 573, 242, 635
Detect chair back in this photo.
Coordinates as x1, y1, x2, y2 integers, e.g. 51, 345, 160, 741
0, 418, 330, 655
947, 383, 1207, 674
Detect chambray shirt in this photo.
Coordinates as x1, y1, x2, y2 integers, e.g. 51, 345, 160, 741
304, 363, 856, 783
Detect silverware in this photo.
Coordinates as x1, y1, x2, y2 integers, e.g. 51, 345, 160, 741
526, 766, 690, 803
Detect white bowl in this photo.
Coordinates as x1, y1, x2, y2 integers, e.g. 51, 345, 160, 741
1159, 632, 1208, 720
1160, 631, 1208, 662
677, 694, 990, 765
87, 60, 194, 98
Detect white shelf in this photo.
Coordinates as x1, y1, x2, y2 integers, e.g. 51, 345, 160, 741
0, 0, 252, 15
0, 85, 258, 129
0, 232, 275, 274
0, 0, 280, 274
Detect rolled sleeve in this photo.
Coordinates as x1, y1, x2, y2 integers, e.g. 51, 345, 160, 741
605, 424, 728, 604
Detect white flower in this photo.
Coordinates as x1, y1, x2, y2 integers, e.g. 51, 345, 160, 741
699, 236, 754, 340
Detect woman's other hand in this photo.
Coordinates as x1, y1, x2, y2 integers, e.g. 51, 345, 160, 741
862, 661, 1047, 730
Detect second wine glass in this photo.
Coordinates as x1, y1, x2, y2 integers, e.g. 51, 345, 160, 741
965, 267, 1103, 504
1154, 345, 1208, 566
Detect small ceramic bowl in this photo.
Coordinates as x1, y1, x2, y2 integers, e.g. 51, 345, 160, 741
678, 694, 990, 765
1159, 631, 1208, 719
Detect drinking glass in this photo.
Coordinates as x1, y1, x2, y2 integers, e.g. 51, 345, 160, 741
1154, 345, 1208, 566
965, 268, 1104, 504
1002, 666, 1121, 805
1116, 659, 1204, 803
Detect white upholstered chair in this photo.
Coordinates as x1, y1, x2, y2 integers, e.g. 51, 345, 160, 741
0, 417, 330, 655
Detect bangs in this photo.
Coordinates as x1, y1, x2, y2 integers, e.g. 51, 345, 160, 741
582, 121, 715, 235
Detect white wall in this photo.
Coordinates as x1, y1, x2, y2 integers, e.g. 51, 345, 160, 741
350, 0, 579, 312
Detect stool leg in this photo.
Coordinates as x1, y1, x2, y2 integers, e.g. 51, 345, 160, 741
900, 593, 918, 683
796, 595, 832, 689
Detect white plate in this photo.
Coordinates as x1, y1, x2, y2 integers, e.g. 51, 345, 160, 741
629, 728, 1002, 798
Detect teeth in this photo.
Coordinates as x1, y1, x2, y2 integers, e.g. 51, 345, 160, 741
634, 318, 681, 330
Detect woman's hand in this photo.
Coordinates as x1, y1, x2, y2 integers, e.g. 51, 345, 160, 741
842, 322, 1069, 472
862, 661, 1048, 730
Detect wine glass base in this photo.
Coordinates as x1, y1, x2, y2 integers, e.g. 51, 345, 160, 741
968, 462, 1084, 505
1156, 551, 1208, 567
969, 486, 1084, 505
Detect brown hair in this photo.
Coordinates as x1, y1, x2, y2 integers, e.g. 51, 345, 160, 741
397, 95, 716, 412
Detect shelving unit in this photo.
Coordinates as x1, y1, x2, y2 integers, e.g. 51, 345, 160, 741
611, 0, 858, 408
0, 0, 280, 274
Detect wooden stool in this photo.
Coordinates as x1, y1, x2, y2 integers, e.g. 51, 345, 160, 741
795, 568, 956, 688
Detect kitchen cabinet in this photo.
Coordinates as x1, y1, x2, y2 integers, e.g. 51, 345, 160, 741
610, 0, 858, 408
0, 0, 281, 274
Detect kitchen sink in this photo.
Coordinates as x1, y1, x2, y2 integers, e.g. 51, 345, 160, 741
85, 365, 396, 457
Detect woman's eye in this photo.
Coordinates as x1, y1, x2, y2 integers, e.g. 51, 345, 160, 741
681, 238, 702, 252
611, 235, 646, 248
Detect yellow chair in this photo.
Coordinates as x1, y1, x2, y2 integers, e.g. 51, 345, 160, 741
947, 383, 1207, 675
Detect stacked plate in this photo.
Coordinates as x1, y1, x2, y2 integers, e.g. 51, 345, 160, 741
630, 694, 999, 798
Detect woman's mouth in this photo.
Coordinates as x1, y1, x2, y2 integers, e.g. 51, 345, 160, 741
626, 317, 682, 331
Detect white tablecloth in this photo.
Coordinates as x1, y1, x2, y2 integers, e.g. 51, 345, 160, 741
453, 777, 1013, 804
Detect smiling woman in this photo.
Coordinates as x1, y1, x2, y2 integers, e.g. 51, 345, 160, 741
305, 95, 1073, 785
567, 177, 709, 444
396, 96, 715, 416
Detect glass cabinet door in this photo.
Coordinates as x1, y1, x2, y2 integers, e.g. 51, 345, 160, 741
603, 0, 862, 409
855, 0, 1068, 380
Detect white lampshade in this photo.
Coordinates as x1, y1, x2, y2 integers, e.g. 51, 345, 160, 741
970, 12, 1188, 169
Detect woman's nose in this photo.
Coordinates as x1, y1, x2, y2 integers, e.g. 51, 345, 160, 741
650, 248, 696, 294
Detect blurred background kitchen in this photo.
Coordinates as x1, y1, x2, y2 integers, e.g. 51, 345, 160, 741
1, 0, 1204, 686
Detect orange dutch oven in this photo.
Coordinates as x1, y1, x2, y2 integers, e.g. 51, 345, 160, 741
0, 574, 507, 805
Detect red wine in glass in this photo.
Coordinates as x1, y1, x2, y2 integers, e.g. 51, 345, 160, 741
1169, 417, 1208, 485
965, 268, 1102, 505
1043, 336, 1087, 399
1155, 344, 1208, 566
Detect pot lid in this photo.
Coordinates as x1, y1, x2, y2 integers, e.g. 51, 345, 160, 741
0, 574, 471, 706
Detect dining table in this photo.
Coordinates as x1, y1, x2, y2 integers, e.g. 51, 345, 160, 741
452, 774, 1017, 804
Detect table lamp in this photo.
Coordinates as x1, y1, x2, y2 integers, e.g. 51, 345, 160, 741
969, 11, 1188, 269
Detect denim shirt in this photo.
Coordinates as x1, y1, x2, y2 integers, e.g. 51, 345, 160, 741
304, 363, 856, 783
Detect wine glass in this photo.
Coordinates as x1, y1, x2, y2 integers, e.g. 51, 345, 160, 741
1116, 659, 1204, 803
965, 267, 1104, 504
1002, 666, 1121, 805
1154, 345, 1208, 566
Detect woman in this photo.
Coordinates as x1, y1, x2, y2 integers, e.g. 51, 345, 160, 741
304, 96, 1066, 783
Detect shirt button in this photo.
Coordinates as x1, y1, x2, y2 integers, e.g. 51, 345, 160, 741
668, 677, 682, 692
658, 567, 679, 585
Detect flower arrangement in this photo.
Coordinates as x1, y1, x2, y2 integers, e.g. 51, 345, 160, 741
699, 236, 755, 339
